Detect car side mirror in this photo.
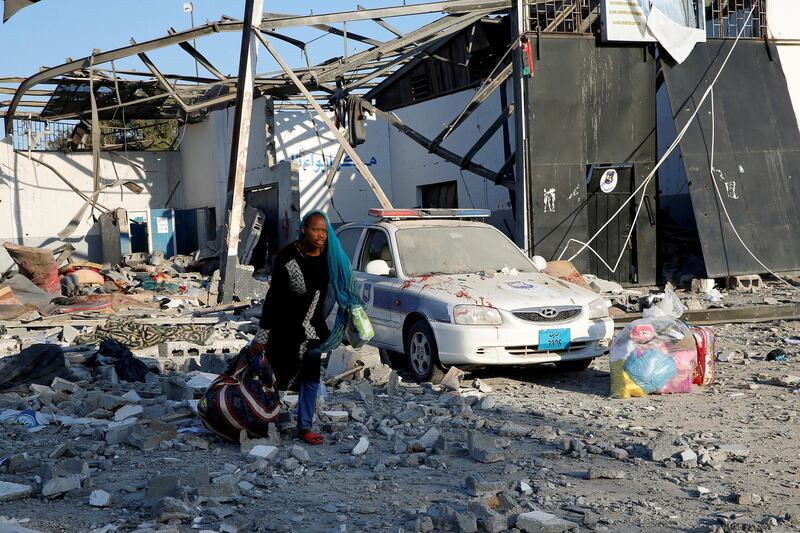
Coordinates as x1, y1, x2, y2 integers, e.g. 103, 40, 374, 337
365, 259, 391, 276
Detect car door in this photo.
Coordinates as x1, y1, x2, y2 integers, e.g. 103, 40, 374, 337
355, 227, 403, 349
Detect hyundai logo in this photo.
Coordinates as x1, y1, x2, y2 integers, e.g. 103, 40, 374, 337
538, 308, 559, 318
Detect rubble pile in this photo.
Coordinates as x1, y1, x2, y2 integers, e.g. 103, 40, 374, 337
1, 294, 799, 533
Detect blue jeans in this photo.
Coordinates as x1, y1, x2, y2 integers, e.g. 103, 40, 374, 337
297, 380, 319, 431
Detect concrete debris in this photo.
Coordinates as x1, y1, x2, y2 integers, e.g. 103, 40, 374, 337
248, 445, 278, 460
113, 404, 143, 422
516, 511, 577, 532
0, 481, 33, 503
89, 489, 113, 507
440, 366, 465, 391
351, 436, 370, 455
41, 475, 82, 497
0, 279, 798, 531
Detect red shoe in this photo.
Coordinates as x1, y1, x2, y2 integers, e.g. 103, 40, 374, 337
299, 429, 324, 445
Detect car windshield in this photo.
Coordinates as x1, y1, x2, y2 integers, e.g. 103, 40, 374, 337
395, 225, 535, 277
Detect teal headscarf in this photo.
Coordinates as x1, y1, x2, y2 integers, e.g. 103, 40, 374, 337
301, 210, 360, 355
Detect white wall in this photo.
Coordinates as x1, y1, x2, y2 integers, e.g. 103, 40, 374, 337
769, 0, 800, 133
0, 138, 180, 271
180, 98, 274, 227
272, 86, 514, 229
273, 106, 393, 224
388, 85, 513, 216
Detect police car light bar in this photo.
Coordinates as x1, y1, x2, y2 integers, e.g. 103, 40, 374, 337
368, 208, 490, 219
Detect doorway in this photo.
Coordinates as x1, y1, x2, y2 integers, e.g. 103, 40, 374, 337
245, 184, 280, 272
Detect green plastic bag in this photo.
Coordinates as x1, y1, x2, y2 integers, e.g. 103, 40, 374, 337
346, 305, 374, 348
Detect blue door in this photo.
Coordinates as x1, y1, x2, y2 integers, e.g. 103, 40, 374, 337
149, 209, 176, 257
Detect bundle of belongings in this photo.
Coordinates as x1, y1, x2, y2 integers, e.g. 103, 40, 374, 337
197, 345, 281, 441
610, 289, 716, 399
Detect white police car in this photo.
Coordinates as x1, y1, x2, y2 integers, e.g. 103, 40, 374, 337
336, 208, 613, 383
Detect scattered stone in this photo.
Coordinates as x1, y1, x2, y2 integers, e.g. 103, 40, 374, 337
454, 511, 478, 533
679, 449, 698, 467
407, 428, 440, 452
366, 363, 392, 385
516, 511, 577, 532
387, 371, 401, 395
715, 444, 750, 461
114, 404, 143, 421
323, 410, 350, 423
51, 377, 81, 394
144, 476, 182, 507
465, 475, 507, 496
121, 390, 142, 404
467, 431, 506, 463
42, 475, 82, 497
352, 436, 369, 455
248, 445, 279, 460
696, 486, 711, 497
440, 366, 465, 391
89, 489, 113, 507
473, 379, 492, 393
162, 377, 194, 401
648, 433, 678, 462
290, 444, 310, 463
477, 396, 496, 411
585, 468, 626, 480
0, 481, 33, 502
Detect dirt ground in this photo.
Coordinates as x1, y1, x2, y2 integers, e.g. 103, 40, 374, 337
1, 284, 799, 533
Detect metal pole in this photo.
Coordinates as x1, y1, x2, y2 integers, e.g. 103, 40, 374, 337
256, 31, 393, 209
511, 0, 530, 253
219, 0, 264, 303
191, 9, 199, 83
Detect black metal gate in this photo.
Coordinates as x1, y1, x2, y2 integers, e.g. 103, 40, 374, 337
586, 164, 635, 284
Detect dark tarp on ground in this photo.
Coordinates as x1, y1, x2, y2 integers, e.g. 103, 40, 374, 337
662, 40, 800, 278
0, 344, 74, 392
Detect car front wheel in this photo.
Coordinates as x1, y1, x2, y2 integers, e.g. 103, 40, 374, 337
405, 320, 445, 384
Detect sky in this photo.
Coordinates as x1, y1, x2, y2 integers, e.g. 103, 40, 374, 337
0, 1, 436, 87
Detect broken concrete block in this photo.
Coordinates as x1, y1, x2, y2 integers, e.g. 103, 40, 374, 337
61, 325, 80, 344
585, 468, 626, 480
51, 377, 81, 394
0, 338, 20, 356
516, 511, 577, 532
120, 390, 142, 404
387, 371, 401, 395
322, 410, 349, 423
89, 489, 113, 507
233, 265, 269, 301
42, 475, 82, 497
366, 363, 392, 385
161, 377, 194, 401
290, 445, 310, 463
691, 278, 715, 293
114, 404, 143, 421
407, 428, 440, 452
715, 444, 750, 461
324, 345, 380, 379
440, 366, 465, 391
127, 423, 176, 451
679, 449, 698, 467
0, 481, 33, 502
454, 511, 478, 533
467, 431, 506, 463
648, 433, 678, 462
104, 419, 136, 445
352, 436, 369, 455
144, 476, 182, 507
465, 475, 507, 496
248, 445, 279, 460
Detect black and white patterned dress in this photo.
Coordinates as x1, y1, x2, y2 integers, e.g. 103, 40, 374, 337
259, 241, 331, 389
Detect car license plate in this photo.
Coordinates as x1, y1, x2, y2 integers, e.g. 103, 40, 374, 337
539, 328, 570, 351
